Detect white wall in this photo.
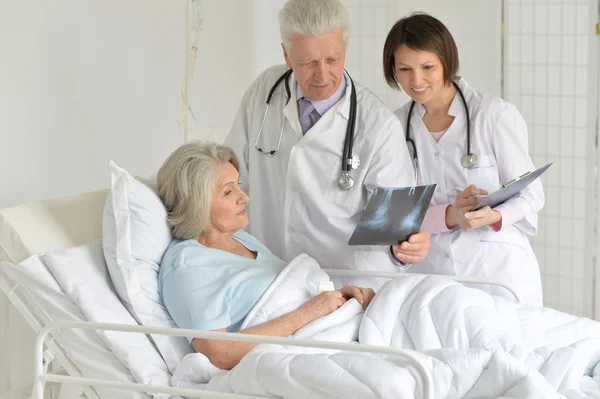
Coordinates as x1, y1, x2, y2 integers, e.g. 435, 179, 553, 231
185, 0, 287, 144
504, 0, 596, 317
185, 1, 256, 144
0, 0, 186, 209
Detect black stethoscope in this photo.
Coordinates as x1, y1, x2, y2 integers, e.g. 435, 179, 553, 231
254, 69, 360, 190
405, 81, 478, 181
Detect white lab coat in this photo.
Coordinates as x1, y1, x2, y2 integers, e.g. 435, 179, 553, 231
226, 65, 415, 290
394, 77, 544, 305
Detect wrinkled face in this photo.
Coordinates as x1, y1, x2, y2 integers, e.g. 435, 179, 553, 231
282, 30, 346, 100
393, 45, 446, 105
208, 162, 249, 234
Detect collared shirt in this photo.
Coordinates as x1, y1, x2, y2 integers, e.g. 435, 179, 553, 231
296, 74, 347, 117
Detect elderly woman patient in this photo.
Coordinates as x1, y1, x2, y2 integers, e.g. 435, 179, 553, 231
157, 142, 374, 371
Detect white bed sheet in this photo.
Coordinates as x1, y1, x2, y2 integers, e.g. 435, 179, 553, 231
0, 255, 147, 399
42, 242, 173, 396
174, 254, 600, 399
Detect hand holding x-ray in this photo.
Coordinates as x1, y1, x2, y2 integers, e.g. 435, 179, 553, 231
391, 231, 431, 264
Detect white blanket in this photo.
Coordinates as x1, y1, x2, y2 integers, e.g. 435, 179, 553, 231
172, 255, 600, 398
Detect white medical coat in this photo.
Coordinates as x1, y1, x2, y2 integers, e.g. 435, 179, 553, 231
394, 77, 544, 305
226, 65, 415, 289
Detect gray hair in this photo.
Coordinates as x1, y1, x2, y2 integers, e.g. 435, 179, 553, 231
157, 141, 240, 239
279, 0, 350, 51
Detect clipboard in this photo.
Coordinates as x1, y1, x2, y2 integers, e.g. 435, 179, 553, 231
472, 162, 552, 211
348, 184, 436, 246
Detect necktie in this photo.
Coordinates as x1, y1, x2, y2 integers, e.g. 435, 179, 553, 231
297, 97, 320, 134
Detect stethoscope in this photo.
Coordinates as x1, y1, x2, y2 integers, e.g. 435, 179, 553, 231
254, 69, 360, 191
405, 81, 478, 181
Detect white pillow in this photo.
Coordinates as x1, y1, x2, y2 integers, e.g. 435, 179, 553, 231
0, 256, 147, 399
103, 161, 192, 373
42, 242, 172, 395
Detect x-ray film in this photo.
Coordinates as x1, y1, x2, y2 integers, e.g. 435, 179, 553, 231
348, 184, 436, 246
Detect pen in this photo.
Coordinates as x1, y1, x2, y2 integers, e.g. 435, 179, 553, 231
452, 188, 485, 198
502, 171, 532, 188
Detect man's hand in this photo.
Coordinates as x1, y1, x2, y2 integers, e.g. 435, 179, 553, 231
391, 230, 431, 264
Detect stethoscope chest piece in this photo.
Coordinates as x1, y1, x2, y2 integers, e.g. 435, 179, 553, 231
338, 171, 354, 190
461, 153, 478, 169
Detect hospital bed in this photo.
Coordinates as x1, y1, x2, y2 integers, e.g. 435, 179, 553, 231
0, 187, 523, 399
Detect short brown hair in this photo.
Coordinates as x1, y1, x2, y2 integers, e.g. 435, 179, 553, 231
383, 13, 459, 90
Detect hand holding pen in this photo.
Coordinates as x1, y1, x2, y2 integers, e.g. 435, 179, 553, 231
446, 185, 501, 230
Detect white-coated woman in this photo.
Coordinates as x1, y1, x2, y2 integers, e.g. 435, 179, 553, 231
383, 13, 545, 305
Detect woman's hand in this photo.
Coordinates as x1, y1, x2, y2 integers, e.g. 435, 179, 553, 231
299, 291, 347, 321
340, 285, 376, 310
457, 205, 502, 231
446, 185, 488, 229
